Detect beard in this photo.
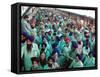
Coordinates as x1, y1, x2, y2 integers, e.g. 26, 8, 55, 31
27, 44, 32, 52
21, 39, 26, 43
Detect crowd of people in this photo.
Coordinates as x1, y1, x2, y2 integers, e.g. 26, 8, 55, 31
21, 7, 96, 71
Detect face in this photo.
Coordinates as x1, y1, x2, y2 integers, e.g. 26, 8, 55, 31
25, 17, 29, 22
33, 61, 38, 67
41, 53, 46, 60
27, 39, 32, 45
21, 35, 26, 42
43, 38, 47, 43
48, 59, 53, 64
42, 44, 46, 49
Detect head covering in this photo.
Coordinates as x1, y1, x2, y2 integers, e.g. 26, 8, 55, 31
22, 32, 28, 37
72, 41, 78, 49
54, 47, 60, 56
52, 43, 58, 48
27, 35, 34, 42
65, 37, 70, 43
69, 32, 73, 36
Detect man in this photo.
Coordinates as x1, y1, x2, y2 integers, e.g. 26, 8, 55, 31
62, 37, 71, 58
57, 36, 66, 51
21, 35, 40, 71
21, 15, 32, 35
69, 41, 78, 59
69, 54, 83, 68
83, 52, 95, 67
21, 32, 28, 47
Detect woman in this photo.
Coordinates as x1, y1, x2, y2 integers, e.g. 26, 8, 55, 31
39, 50, 48, 69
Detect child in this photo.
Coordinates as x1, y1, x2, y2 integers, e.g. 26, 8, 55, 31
31, 57, 40, 70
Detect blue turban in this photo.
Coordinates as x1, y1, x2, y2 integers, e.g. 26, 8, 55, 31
27, 35, 34, 42
22, 32, 28, 37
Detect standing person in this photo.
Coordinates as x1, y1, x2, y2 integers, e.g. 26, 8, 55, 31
30, 16, 37, 37
21, 32, 28, 71
21, 15, 31, 35
21, 35, 40, 71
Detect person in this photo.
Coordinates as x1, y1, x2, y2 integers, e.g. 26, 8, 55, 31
62, 37, 71, 58
21, 35, 40, 71
21, 32, 28, 47
35, 31, 43, 47
46, 19, 52, 29
69, 54, 83, 68
31, 57, 40, 70
76, 41, 83, 55
51, 52, 60, 68
30, 16, 36, 28
90, 33, 95, 51
30, 16, 37, 37
39, 50, 48, 69
82, 44, 90, 58
21, 15, 32, 35
47, 56, 59, 69
52, 43, 61, 56
69, 41, 78, 59
83, 52, 95, 67
57, 36, 66, 51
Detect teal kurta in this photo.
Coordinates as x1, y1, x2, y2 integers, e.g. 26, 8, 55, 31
69, 60, 83, 68
21, 43, 40, 71
84, 56, 95, 67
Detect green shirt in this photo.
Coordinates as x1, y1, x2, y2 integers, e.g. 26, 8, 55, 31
69, 60, 83, 68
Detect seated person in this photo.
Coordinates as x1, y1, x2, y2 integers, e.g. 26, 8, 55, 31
48, 57, 55, 69
51, 51, 59, 68
83, 52, 95, 67
39, 50, 48, 69
31, 57, 40, 70
69, 54, 83, 68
